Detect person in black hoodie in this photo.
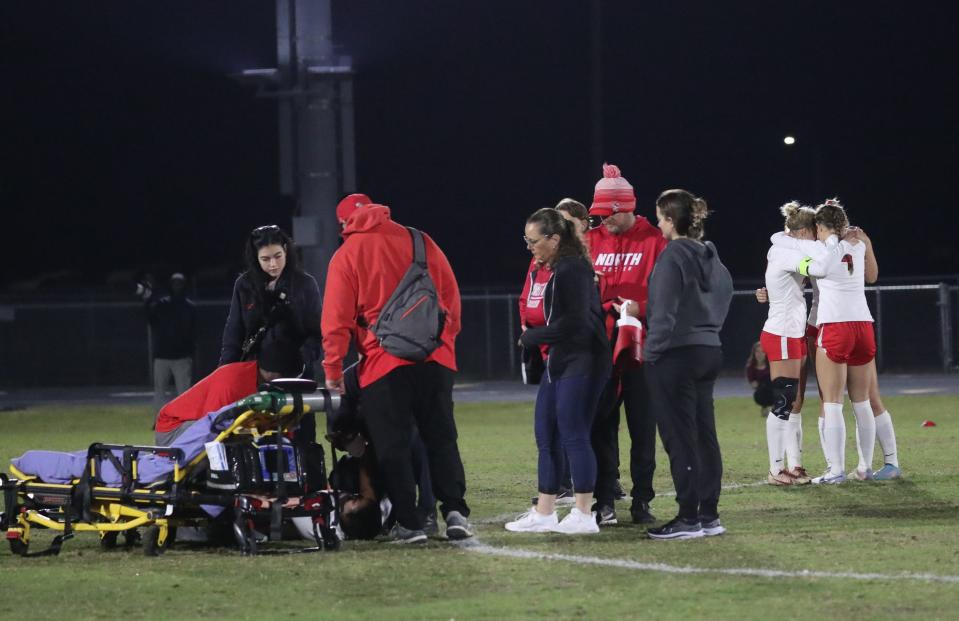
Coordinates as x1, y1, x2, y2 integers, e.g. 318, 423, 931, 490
505, 209, 611, 535
644, 189, 733, 540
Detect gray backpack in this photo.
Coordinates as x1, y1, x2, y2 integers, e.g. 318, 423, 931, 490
372, 227, 446, 361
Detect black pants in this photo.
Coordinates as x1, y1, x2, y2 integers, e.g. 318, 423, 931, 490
591, 364, 656, 507
360, 362, 469, 530
646, 345, 723, 521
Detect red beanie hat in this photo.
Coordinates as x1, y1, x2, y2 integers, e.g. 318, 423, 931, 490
336, 193, 371, 223
589, 164, 636, 216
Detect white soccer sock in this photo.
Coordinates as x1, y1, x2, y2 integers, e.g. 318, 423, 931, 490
785, 413, 802, 468
823, 403, 845, 476
766, 413, 787, 473
852, 400, 876, 472
874, 410, 899, 467
818, 415, 829, 472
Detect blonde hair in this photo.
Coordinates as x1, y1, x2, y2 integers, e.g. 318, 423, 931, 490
780, 201, 816, 232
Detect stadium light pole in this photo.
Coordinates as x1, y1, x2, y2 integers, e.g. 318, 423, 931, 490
232, 0, 357, 296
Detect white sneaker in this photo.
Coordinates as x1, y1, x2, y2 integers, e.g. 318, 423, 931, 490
549, 507, 600, 535
505, 507, 558, 532
811, 470, 846, 485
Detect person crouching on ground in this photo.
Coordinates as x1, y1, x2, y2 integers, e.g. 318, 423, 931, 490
505, 208, 611, 535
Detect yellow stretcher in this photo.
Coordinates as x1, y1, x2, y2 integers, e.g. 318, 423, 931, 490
1, 379, 341, 557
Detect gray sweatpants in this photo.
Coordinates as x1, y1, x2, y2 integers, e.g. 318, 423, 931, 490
153, 357, 192, 413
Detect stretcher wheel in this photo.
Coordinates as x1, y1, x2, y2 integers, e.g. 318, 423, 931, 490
99, 531, 119, 550
9, 536, 28, 556
143, 525, 171, 557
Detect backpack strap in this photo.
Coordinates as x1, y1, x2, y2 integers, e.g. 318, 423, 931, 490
407, 227, 427, 268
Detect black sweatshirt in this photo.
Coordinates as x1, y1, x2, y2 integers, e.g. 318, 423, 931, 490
644, 238, 733, 363
519, 255, 611, 380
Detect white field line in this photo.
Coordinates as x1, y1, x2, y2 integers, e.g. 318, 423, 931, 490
476, 480, 767, 525
456, 540, 959, 584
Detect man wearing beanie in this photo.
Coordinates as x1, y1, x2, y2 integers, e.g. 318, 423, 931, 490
336, 193, 371, 231
585, 163, 668, 526
321, 201, 472, 544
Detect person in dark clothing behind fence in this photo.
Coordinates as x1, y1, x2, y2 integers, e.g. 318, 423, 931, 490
644, 189, 733, 540
219, 225, 322, 442
143, 272, 196, 413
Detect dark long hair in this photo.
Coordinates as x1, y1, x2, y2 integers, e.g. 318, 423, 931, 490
244, 225, 300, 295
526, 208, 591, 266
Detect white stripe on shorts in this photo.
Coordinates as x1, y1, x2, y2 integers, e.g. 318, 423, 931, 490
780, 336, 788, 360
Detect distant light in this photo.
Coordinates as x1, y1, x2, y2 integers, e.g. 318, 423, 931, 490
783, 135, 796, 145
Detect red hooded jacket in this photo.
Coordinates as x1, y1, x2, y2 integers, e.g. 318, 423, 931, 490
321, 205, 461, 388
586, 216, 667, 338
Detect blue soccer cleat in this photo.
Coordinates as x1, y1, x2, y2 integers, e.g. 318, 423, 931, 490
873, 464, 902, 480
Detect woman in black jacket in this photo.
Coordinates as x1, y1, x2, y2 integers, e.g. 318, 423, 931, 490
220, 225, 321, 374
644, 189, 733, 540
220, 225, 322, 440
505, 209, 611, 535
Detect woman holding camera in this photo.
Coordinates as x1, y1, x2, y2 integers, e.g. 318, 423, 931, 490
220, 225, 322, 439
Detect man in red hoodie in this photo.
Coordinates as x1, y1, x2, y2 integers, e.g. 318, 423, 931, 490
585, 164, 668, 526
321, 202, 471, 543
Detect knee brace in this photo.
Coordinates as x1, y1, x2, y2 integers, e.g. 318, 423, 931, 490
771, 377, 798, 421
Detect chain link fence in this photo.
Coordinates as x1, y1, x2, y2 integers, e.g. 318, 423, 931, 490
0, 284, 956, 388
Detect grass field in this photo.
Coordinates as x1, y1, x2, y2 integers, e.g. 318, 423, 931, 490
1, 393, 957, 620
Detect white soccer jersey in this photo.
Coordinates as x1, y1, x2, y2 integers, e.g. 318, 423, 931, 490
762, 242, 808, 338
811, 238, 872, 325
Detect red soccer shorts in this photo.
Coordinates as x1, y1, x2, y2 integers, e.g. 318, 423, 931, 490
760, 330, 807, 362
816, 321, 876, 366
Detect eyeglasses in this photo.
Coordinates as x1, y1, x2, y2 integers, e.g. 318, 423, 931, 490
523, 235, 547, 248
588, 215, 609, 229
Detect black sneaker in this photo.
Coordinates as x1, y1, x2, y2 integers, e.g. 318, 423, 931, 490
382, 523, 427, 544
630, 501, 656, 524
423, 510, 439, 537
647, 516, 704, 540
445, 511, 474, 540
532, 487, 574, 506
699, 516, 726, 537
614, 480, 627, 500
593, 503, 618, 526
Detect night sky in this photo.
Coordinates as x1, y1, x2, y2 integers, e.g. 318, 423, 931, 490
3, 1, 957, 292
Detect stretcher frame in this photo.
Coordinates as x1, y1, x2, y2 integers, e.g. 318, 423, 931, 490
0, 380, 341, 557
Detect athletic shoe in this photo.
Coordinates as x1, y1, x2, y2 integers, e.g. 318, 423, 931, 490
847, 468, 874, 481
614, 480, 627, 500
531, 487, 575, 506
382, 523, 427, 544
504, 508, 558, 533
873, 464, 902, 481
550, 507, 600, 535
555, 487, 575, 506
788, 466, 812, 485
811, 470, 846, 485
767, 469, 795, 486
699, 516, 726, 537
444, 511, 474, 540
423, 510, 439, 537
630, 501, 656, 525
647, 516, 705, 540
593, 503, 618, 526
